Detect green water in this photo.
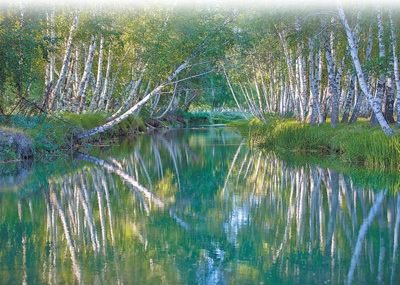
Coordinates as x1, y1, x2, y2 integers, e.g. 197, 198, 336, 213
0, 127, 399, 284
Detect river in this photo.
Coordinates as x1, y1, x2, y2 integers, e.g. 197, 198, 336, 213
0, 127, 399, 284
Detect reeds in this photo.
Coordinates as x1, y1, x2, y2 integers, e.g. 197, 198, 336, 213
229, 116, 400, 169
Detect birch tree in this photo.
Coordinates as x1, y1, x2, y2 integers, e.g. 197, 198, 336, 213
337, 2, 394, 136
370, 7, 387, 127
46, 9, 80, 112
389, 9, 400, 127
73, 10, 238, 141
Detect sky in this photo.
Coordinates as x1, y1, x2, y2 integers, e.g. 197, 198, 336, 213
0, 0, 399, 13
0, 0, 399, 7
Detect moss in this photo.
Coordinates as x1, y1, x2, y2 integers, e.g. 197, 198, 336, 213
61, 112, 107, 130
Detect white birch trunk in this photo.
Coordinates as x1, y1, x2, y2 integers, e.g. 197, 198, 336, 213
257, 60, 270, 112
108, 61, 148, 121
389, 10, 400, 127
105, 48, 130, 111
341, 74, 356, 123
325, 27, 340, 128
276, 26, 297, 119
349, 25, 373, 124
370, 7, 386, 127
89, 35, 105, 112
299, 52, 307, 123
308, 37, 323, 126
251, 57, 264, 113
71, 35, 97, 114
47, 10, 80, 112
337, 3, 394, 135
74, 56, 193, 141
223, 67, 250, 121
97, 48, 112, 111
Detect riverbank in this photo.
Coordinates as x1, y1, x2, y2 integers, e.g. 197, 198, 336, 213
229, 116, 400, 169
0, 113, 145, 162
0, 110, 245, 162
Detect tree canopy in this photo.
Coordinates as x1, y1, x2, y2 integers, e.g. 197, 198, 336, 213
1, 1, 400, 136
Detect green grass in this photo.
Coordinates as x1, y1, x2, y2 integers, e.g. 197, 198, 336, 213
0, 112, 147, 159
228, 115, 400, 169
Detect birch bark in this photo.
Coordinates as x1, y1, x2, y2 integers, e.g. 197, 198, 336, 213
74, 56, 192, 141
370, 7, 386, 127
71, 35, 97, 113
251, 57, 264, 113
276, 26, 298, 119
308, 37, 323, 126
384, 77, 395, 123
388, 10, 400, 127
349, 26, 373, 124
341, 75, 356, 123
337, 3, 394, 135
105, 48, 130, 110
324, 27, 340, 128
89, 35, 105, 112
97, 47, 112, 111
47, 10, 80, 112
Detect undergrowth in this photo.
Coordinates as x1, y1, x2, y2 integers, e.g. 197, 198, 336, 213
0, 112, 146, 159
228, 116, 400, 169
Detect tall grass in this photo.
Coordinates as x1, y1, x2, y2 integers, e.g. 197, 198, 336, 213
228, 116, 400, 169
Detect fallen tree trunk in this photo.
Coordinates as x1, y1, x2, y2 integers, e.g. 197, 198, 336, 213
74, 58, 191, 141
73, 12, 237, 141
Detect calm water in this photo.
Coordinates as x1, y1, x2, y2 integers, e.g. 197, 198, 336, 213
0, 127, 399, 284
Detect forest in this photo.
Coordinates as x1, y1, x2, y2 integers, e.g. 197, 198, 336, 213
3, 2, 400, 283
1, 0, 400, 158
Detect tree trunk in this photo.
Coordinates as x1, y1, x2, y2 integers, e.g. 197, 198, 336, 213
341, 75, 356, 123
325, 26, 340, 128
97, 47, 112, 111
74, 55, 193, 141
337, 3, 394, 135
72, 35, 97, 114
257, 59, 270, 112
47, 10, 80, 112
57, 60, 75, 111
298, 51, 307, 123
370, 7, 386, 127
276, 26, 298, 120
384, 77, 395, 124
349, 25, 373, 124
44, 8, 56, 93
89, 35, 105, 112
109, 59, 148, 120
308, 37, 323, 126
105, 48, 130, 111
389, 10, 400, 127
251, 56, 264, 113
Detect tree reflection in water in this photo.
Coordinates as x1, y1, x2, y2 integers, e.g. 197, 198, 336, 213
0, 129, 399, 284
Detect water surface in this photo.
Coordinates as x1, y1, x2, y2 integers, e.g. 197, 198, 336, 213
0, 127, 399, 284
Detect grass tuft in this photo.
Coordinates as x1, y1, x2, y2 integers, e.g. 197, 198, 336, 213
230, 115, 400, 169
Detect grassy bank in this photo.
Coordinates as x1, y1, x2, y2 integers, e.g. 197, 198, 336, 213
228, 116, 400, 169
0, 113, 146, 161
0, 110, 245, 162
